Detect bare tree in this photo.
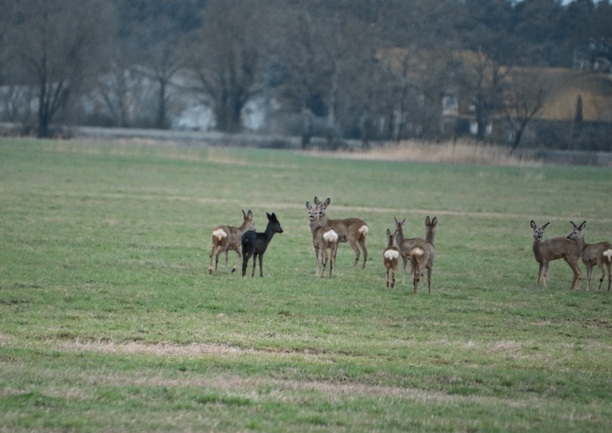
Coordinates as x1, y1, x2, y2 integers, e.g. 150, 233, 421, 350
4, 0, 115, 137
504, 69, 549, 152
460, 51, 509, 142
187, 0, 274, 133
131, 16, 189, 129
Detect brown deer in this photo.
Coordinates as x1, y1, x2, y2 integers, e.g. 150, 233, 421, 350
393, 217, 424, 278
307, 201, 339, 277
567, 221, 612, 291
241, 212, 283, 277
309, 197, 369, 268
382, 228, 400, 288
209, 209, 254, 274
530, 220, 581, 289
408, 216, 438, 294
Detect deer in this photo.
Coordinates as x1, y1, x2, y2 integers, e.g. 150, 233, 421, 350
408, 216, 438, 294
209, 209, 254, 274
309, 197, 369, 268
382, 228, 400, 288
393, 217, 424, 279
306, 201, 339, 277
241, 212, 283, 278
530, 220, 581, 289
567, 221, 612, 291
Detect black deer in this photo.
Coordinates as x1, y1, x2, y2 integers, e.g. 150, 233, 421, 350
241, 212, 284, 277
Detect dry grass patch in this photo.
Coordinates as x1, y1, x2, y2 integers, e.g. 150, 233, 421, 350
315, 139, 543, 166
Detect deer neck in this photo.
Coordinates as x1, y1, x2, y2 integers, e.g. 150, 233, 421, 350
426, 229, 435, 246
264, 224, 278, 241
573, 235, 587, 253
239, 220, 250, 232
395, 227, 404, 245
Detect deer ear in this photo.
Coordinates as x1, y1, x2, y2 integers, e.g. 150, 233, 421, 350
324, 197, 331, 206
431, 216, 438, 226
425, 216, 430, 225
266, 212, 272, 219
570, 221, 577, 228
543, 222, 550, 230
580, 221, 586, 229
314, 197, 320, 205
306, 201, 311, 209
530, 220, 537, 229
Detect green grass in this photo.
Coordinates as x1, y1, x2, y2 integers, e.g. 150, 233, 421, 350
0, 138, 611, 432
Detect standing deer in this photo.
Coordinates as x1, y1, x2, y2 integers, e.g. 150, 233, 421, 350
241, 212, 283, 277
530, 220, 581, 289
209, 209, 254, 274
393, 217, 423, 278
408, 216, 438, 294
567, 221, 612, 291
382, 228, 400, 288
310, 197, 369, 268
306, 201, 339, 277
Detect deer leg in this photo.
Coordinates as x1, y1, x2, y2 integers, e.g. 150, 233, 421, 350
320, 249, 327, 277
250, 253, 257, 277
241, 251, 250, 277
541, 261, 549, 288
358, 237, 368, 269
585, 264, 594, 290
209, 243, 220, 274
567, 259, 581, 290
427, 265, 432, 294
258, 254, 264, 277
391, 269, 395, 288
231, 247, 241, 273
349, 241, 361, 268
385, 268, 390, 288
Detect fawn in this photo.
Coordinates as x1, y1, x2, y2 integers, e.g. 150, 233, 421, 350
530, 220, 581, 289
382, 228, 400, 288
241, 212, 283, 277
567, 221, 612, 291
209, 209, 254, 274
306, 201, 339, 277
309, 197, 369, 268
408, 216, 438, 294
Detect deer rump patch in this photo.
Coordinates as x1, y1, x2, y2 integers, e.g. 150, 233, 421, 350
384, 250, 400, 260
212, 228, 228, 241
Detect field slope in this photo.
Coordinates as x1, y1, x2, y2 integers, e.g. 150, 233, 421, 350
1, 139, 611, 432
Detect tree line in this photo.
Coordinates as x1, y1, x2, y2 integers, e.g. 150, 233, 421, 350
0, 0, 610, 150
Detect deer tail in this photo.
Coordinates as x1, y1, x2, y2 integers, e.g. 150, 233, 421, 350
604, 249, 612, 263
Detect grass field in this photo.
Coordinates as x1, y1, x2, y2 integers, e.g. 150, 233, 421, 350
1, 138, 611, 432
